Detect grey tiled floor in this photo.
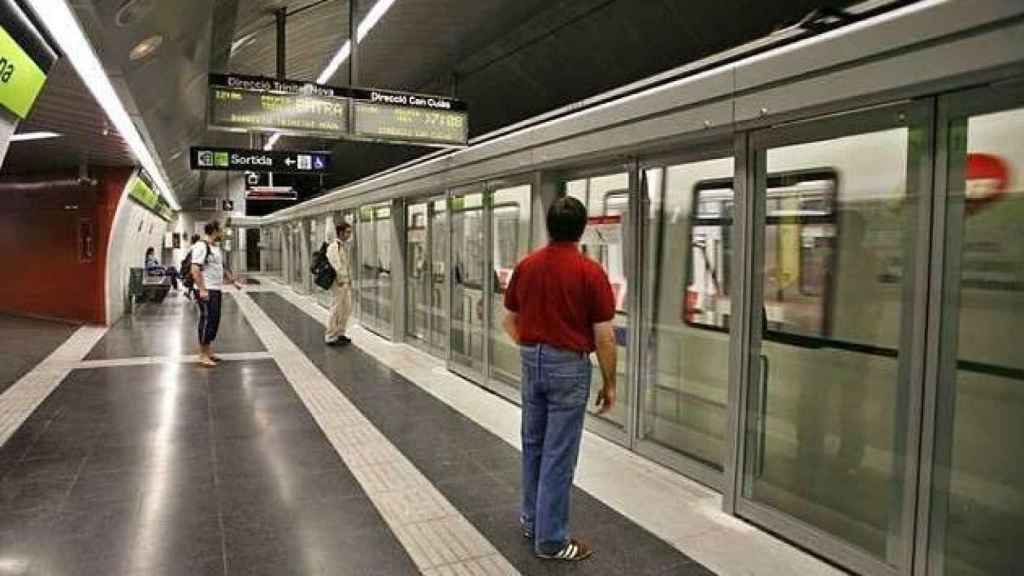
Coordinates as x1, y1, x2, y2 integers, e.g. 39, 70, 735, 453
0, 360, 416, 576
86, 296, 264, 360
250, 292, 715, 575
0, 313, 76, 394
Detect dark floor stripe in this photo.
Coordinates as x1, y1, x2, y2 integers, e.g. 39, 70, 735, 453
250, 291, 714, 576
0, 360, 417, 576
0, 313, 77, 394
86, 297, 265, 360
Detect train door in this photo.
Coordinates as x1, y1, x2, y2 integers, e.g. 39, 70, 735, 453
449, 186, 486, 381
486, 180, 533, 397
637, 144, 735, 488
736, 102, 932, 575
921, 85, 1024, 576
561, 167, 635, 446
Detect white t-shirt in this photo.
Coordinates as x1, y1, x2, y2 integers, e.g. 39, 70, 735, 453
190, 241, 224, 290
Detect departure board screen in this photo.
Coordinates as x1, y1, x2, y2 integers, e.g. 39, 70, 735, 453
353, 102, 468, 146
208, 86, 349, 138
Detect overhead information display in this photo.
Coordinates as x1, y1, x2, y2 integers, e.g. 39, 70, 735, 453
206, 74, 468, 147
189, 146, 330, 174
353, 102, 467, 146
207, 74, 348, 138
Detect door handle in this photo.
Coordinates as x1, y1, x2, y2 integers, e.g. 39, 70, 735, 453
756, 353, 769, 478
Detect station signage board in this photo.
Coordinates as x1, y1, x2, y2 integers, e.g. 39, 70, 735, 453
0, 0, 58, 119
126, 170, 173, 221
189, 146, 331, 174
206, 73, 469, 147
246, 186, 297, 201
349, 87, 468, 147
207, 73, 349, 138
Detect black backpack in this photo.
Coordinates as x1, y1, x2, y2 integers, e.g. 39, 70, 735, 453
311, 241, 337, 290
180, 241, 210, 289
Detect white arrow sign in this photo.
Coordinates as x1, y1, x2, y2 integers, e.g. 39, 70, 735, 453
284, 158, 296, 167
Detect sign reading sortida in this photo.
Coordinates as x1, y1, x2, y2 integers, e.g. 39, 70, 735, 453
0, 1, 57, 119
189, 146, 331, 174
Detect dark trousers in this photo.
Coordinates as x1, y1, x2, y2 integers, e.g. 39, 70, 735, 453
197, 290, 223, 346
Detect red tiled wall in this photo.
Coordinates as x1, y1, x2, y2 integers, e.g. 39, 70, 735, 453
0, 167, 132, 324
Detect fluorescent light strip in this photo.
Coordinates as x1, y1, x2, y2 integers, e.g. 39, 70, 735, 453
10, 131, 61, 142
263, 133, 281, 151
24, 0, 181, 210
267, 0, 396, 150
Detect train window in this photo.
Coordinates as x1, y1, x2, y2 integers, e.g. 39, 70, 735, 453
567, 173, 631, 313
492, 202, 521, 292
451, 195, 485, 289
686, 170, 837, 338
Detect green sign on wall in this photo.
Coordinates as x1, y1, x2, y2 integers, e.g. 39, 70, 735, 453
127, 171, 173, 222
0, 24, 47, 119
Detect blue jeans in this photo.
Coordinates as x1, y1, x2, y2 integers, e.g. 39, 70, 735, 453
520, 344, 591, 554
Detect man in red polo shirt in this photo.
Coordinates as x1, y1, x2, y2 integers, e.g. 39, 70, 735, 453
503, 195, 617, 562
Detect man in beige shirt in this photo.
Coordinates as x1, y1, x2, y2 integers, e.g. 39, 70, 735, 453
325, 222, 353, 346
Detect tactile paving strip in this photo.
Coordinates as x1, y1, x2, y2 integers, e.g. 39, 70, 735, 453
233, 291, 519, 576
0, 326, 108, 447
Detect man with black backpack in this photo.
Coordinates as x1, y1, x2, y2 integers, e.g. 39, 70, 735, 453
324, 221, 353, 346
191, 221, 243, 367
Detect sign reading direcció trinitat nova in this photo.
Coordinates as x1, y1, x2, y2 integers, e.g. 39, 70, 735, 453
206, 73, 468, 147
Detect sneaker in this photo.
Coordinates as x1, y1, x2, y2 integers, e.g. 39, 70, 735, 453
537, 539, 592, 562
520, 517, 533, 540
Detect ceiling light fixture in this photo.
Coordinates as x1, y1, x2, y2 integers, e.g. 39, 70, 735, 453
24, 0, 180, 210
267, 0, 397, 151
263, 133, 281, 151
10, 131, 61, 142
129, 34, 163, 61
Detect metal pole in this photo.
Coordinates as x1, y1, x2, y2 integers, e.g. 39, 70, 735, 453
349, 0, 358, 85
275, 7, 286, 80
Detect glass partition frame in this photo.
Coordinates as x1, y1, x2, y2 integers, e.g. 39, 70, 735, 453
557, 163, 638, 448
917, 84, 1024, 576
636, 141, 736, 490
733, 102, 934, 576
448, 184, 488, 383
484, 176, 535, 401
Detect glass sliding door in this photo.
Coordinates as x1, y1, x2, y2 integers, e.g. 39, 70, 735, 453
357, 206, 376, 325
428, 198, 448, 352
638, 148, 734, 485
487, 182, 533, 392
927, 89, 1024, 576
739, 103, 930, 574
449, 188, 486, 379
407, 196, 450, 356
356, 204, 392, 336
564, 170, 633, 440
289, 221, 307, 294
406, 200, 430, 345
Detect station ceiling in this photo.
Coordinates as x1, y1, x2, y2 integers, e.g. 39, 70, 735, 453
2, 0, 863, 211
